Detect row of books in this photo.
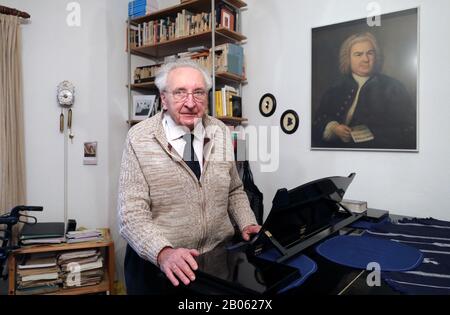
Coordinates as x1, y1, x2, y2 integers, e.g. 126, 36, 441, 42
214, 85, 242, 118
130, 10, 213, 47
15, 249, 104, 295
20, 223, 103, 245
133, 43, 245, 85
134, 63, 161, 83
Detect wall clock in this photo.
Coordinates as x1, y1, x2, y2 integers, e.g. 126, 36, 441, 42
57, 80, 75, 139
259, 93, 276, 117
280, 110, 299, 134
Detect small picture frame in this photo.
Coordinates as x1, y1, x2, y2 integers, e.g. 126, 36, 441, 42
132, 94, 157, 121
220, 8, 235, 31
83, 142, 97, 165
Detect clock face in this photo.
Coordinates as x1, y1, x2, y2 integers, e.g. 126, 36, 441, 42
58, 90, 74, 106
280, 110, 299, 134
259, 93, 276, 117
57, 81, 75, 107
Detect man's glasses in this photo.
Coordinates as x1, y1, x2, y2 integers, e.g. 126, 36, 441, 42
167, 89, 207, 102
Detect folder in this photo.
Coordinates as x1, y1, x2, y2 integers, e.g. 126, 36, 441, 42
20, 222, 65, 240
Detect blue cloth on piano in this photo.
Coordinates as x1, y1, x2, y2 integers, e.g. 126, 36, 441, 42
258, 248, 317, 293
350, 216, 389, 230
315, 235, 423, 271
364, 218, 450, 295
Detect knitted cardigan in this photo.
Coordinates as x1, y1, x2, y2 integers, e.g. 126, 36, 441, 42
118, 112, 257, 265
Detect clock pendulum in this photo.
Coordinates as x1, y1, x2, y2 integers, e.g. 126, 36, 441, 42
60, 109, 64, 133
68, 108, 74, 142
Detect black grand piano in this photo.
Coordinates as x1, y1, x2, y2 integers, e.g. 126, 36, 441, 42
189, 173, 367, 294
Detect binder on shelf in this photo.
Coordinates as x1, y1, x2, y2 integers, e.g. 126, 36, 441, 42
20, 222, 65, 240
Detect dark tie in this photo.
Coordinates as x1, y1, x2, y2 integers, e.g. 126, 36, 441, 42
183, 133, 201, 180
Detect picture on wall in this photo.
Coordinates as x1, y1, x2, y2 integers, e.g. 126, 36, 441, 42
132, 94, 157, 121
311, 8, 418, 151
83, 141, 97, 165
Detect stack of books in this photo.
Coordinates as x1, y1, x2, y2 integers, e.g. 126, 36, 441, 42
20, 222, 65, 245
128, 0, 158, 18
16, 253, 62, 295
66, 229, 103, 243
58, 249, 104, 288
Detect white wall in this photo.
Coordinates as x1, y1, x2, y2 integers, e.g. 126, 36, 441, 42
242, 0, 450, 221
105, 0, 133, 284
5, 0, 450, 285
1, 0, 108, 225
3, 0, 130, 280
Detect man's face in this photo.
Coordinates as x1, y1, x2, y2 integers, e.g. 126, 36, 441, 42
161, 67, 208, 130
350, 41, 376, 77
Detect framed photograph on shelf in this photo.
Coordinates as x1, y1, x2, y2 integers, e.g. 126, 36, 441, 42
311, 8, 418, 152
220, 7, 235, 31
132, 94, 157, 121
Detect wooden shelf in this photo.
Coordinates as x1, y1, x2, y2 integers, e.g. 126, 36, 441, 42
8, 228, 115, 295
129, 82, 156, 90
217, 116, 247, 125
216, 71, 247, 84
128, 72, 245, 91
130, 28, 246, 58
128, 117, 247, 127
12, 229, 112, 255
131, 0, 247, 24
45, 273, 110, 295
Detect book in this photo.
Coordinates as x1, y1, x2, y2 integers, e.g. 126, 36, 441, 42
21, 237, 65, 245
58, 249, 99, 263
17, 266, 60, 277
15, 284, 60, 295
20, 272, 59, 282
20, 222, 65, 240
231, 95, 242, 118
18, 253, 57, 269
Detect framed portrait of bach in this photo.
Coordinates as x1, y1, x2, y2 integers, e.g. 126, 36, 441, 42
311, 8, 418, 152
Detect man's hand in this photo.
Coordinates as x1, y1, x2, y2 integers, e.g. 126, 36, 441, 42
157, 247, 200, 287
241, 224, 261, 241
332, 124, 352, 143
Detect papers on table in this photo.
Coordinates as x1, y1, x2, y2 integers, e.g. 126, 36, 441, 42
66, 229, 103, 243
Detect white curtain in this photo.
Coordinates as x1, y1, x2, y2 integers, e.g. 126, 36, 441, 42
0, 14, 26, 214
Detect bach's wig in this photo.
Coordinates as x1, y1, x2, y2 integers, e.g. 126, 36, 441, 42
339, 32, 383, 75
155, 59, 212, 92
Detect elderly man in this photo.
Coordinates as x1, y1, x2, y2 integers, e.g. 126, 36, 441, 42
118, 60, 260, 294
312, 32, 416, 150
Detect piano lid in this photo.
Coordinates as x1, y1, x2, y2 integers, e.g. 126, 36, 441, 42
250, 173, 357, 254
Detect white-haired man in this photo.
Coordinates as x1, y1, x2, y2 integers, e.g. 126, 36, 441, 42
118, 60, 260, 294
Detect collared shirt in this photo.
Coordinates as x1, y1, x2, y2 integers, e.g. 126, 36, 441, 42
162, 113, 205, 172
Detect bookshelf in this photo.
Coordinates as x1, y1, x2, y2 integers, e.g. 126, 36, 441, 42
126, 0, 248, 127
8, 229, 115, 295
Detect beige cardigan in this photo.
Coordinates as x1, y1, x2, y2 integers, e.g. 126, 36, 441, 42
118, 112, 257, 265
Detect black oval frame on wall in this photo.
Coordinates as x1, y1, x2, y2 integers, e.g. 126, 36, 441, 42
280, 110, 299, 134
259, 93, 277, 117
